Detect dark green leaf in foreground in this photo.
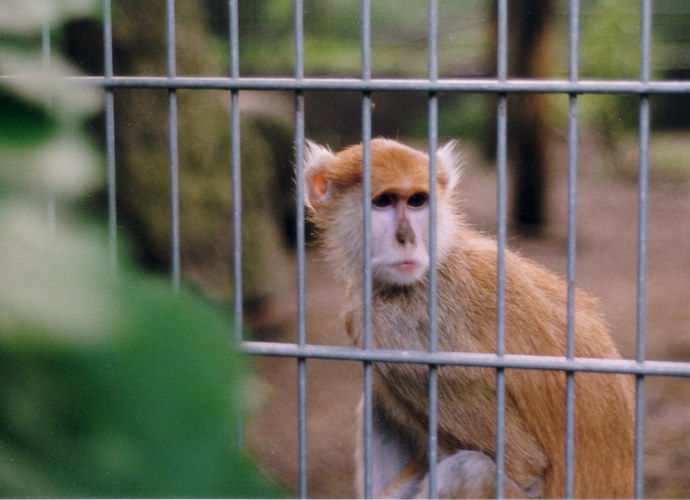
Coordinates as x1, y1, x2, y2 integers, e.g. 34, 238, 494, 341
0, 216, 283, 498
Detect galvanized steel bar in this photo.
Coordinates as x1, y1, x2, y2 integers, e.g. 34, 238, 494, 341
635, 0, 652, 496
565, 1, 580, 497
166, 0, 181, 290
228, 0, 244, 453
41, 16, 56, 236
63, 75, 690, 94
229, 0, 240, 80
294, 1, 308, 497
103, 0, 117, 275
167, 93, 180, 288
427, 1, 439, 496
361, 0, 374, 497
41, 17, 51, 101
229, 0, 242, 341
494, 0, 508, 497
634, 104, 649, 500
239, 341, 690, 378
361, 0, 371, 81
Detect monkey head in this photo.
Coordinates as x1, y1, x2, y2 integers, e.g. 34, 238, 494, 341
303, 138, 463, 287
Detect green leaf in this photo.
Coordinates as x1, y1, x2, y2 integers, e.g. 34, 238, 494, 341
0, 87, 57, 145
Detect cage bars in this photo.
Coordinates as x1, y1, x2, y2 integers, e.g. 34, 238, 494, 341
635, 0, 653, 497
360, 1, 374, 497
240, 342, 690, 377
229, 1, 242, 341
293, 1, 308, 497
86, 75, 690, 94
40, 16, 57, 238
81, 1, 690, 498
227, 0, 245, 455
565, 0, 581, 496
426, 0, 440, 497
165, 0, 181, 291
494, 0, 509, 496
103, 0, 117, 275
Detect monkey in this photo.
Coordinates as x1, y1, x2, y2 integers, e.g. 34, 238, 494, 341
303, 138, 635, 498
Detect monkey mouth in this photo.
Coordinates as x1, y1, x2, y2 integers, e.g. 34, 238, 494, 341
391, 260, 419, 273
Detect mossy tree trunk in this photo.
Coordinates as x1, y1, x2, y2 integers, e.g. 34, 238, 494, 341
112, 0, 294, 306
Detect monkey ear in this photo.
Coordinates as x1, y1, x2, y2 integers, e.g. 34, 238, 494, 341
303, 140, 335, 211
436, 140, 463, 194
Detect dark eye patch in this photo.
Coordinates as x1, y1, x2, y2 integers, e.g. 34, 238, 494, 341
372, 193, 396, 208
407, 192, 428, 208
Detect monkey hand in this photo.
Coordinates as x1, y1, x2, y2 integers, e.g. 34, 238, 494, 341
380, 450, 534, 499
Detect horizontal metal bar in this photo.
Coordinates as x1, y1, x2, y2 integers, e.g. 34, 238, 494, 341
239, 340, 690, 378
17, 75, 690, 94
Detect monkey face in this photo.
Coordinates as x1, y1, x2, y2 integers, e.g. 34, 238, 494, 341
303, 138, 464, 288
370, 190, 431, 286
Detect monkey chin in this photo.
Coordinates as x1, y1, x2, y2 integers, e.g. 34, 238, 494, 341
373, 259, 428, 287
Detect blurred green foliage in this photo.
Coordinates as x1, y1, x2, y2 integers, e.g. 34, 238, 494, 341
578, 0, 648, 133
0, 3, 282, 497
233, 0, 686, 140
0, 218, 282, 498
0, 217, 282, 497
236, 0, 489, 77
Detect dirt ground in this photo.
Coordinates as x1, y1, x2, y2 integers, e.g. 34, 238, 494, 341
245, 144, 690, 498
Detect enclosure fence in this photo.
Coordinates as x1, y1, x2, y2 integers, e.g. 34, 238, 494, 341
45, 0, 690, 498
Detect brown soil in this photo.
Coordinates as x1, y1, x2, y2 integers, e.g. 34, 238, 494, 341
245, 144, 690, 498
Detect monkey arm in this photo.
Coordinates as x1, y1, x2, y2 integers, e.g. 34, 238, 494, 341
367, 369, 543, 499
355, 384, 424, 497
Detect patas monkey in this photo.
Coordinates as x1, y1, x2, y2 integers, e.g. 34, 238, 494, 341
303, 138, 634, 498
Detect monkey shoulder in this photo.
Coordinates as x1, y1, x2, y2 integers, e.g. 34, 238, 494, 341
440, 234, 618, 358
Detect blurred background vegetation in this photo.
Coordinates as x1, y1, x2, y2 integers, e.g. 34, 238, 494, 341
220, 0, 689, 229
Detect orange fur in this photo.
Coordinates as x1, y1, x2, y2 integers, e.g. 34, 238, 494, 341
304, 139, 634, 498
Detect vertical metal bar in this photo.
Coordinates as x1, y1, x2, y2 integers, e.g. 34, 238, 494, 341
564, 100, 578, 494
427, 0, 439, 498
564, 1, 580, 497
635, 0, 651, 496
41, 19, 51, 102
229, 0, 242, 340
361, 1, 374, 497
294, 1, 308, 497
428, 0, 439, 81
41, 16, 56, 236
166, 0, 181, 290
495, 0, 508, 497
103, 0, 117, 275
634, 105, 649, 500
361, 0, 371, 83
228, 0, 239, 83
228, 0, 244, 451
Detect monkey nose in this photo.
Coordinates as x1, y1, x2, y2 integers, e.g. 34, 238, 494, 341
395, 218, 416, 245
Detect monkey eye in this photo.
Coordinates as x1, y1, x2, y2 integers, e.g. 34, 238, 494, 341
372, 193, 396, 208
407, 192, 428, 208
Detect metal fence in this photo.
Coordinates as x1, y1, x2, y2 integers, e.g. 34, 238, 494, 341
63, 0, 690, 498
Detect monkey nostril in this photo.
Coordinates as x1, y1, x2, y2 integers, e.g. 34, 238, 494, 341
396, 219, 416, 245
